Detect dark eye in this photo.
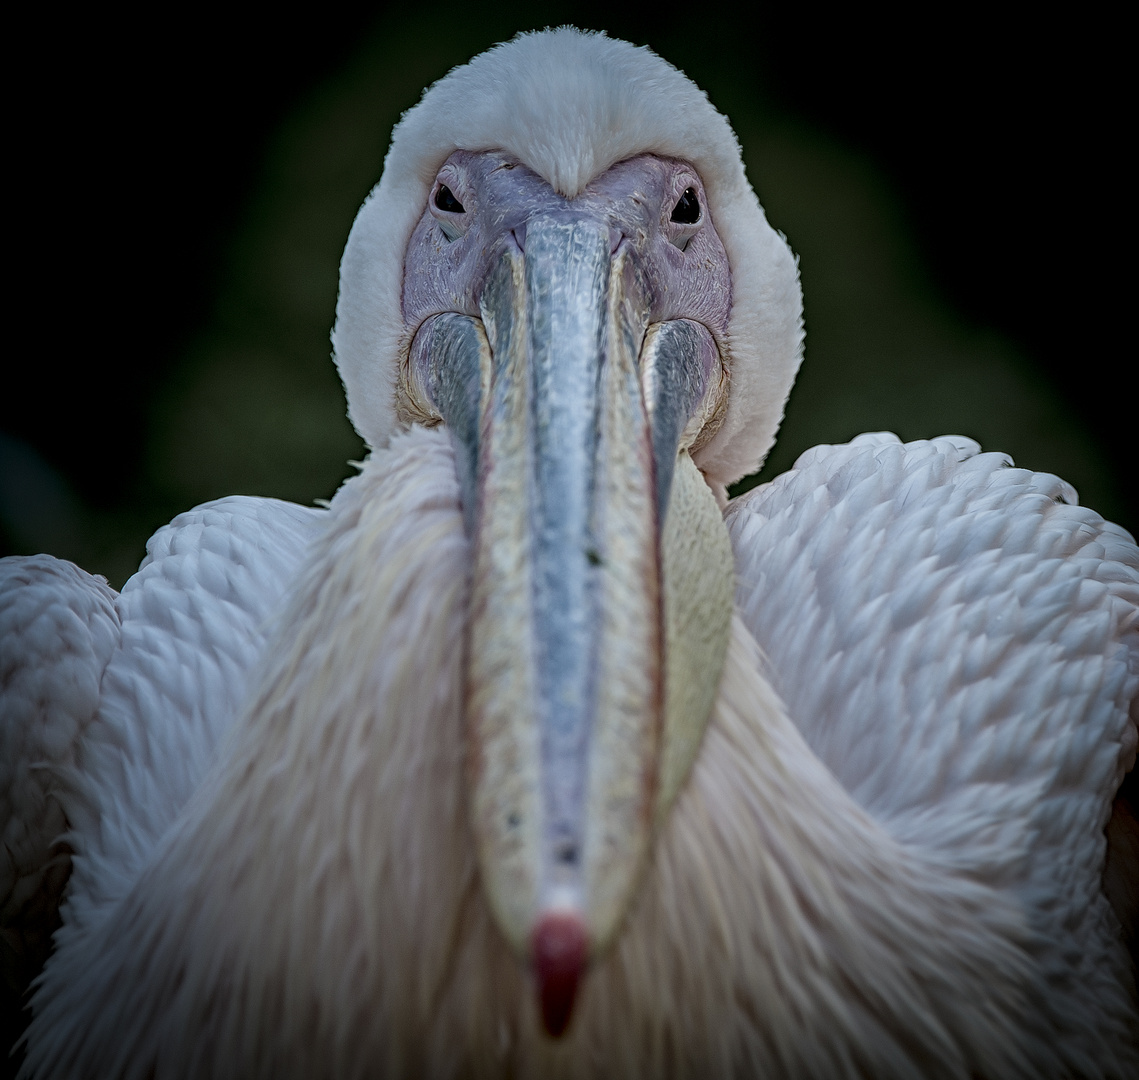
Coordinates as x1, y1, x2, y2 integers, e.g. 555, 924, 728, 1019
670, 187, 700, 225
435, 185, 465, 213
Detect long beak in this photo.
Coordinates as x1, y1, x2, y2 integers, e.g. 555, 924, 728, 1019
409, 214, 727, 1037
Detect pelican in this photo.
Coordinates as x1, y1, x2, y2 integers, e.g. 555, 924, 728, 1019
2, 27, 1137, 1079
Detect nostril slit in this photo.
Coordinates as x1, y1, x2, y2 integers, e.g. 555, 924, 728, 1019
511, 226, 526, 253
556, 840, 578, 865
609, 227, 625, 254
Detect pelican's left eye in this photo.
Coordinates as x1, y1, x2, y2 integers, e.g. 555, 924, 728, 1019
435, 185, 465, 213
670, 188, 701, 225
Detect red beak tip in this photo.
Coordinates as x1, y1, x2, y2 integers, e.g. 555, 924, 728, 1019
532, 912, 588, 1038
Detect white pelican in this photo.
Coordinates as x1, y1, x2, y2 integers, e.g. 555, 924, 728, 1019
2, 27, 1137, 1080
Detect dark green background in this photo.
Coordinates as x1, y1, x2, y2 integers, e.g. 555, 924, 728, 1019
4, 4, 1131, 588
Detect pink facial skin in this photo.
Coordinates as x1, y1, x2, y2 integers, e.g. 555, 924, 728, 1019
401, 150, 732, 341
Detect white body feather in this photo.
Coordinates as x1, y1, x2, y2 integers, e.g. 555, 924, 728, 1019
728, 433, 1139, 1073
2, 558, 119, 1000
59, 497, 325, 930
4, 429, 1136, 1078
2, 498, 324, 972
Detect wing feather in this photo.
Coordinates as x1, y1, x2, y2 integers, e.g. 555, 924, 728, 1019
59, 496, 326, 930
1, 556, 120, 1045
726, 433, 1139, 985
4, 498, 325, 1062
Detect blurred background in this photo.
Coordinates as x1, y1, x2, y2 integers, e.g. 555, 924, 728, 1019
4, 3, 1131, 588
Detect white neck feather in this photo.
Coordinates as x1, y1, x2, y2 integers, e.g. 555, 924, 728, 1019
25, 428, 1074, 1078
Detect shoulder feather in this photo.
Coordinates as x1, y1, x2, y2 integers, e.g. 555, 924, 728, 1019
1, 556, 120, 1052
726, 433, 1139, 1061
59, 496, 327, 929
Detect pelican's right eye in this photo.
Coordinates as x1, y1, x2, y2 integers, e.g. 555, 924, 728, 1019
670, 188, 700, 225
435, 185, 465, 213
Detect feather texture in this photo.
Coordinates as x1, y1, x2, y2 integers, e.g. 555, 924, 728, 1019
11, 429, 1138, 1078
728, 433, 1139, 1071
1, 494, 324, 1051
56, 496, 326, 933
1, 557, 119, 1027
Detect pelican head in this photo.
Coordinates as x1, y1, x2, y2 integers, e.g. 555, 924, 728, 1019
331, 28, 804, 1035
